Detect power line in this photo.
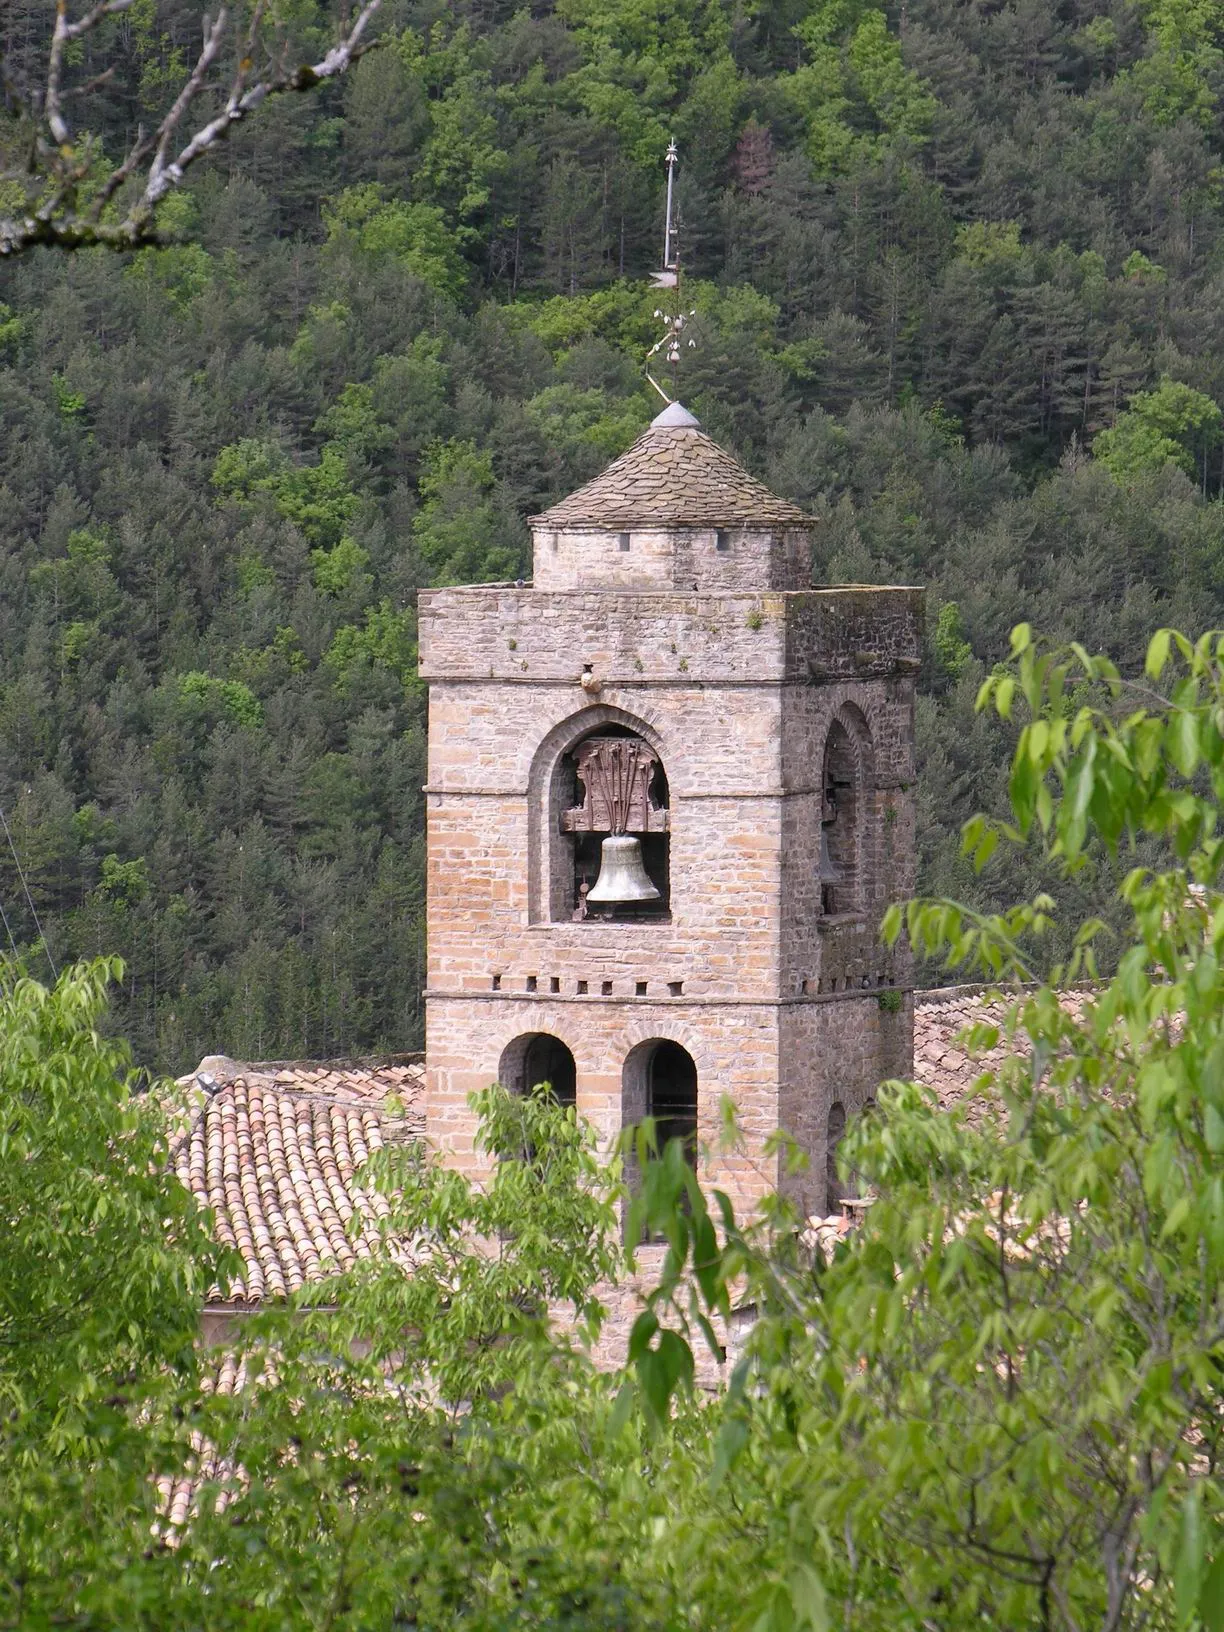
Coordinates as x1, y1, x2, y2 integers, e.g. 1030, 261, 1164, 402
0, 887, 18, 961
0, 799, 57, 981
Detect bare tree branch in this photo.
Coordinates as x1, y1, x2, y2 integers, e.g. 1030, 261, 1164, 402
1, 0, 383, 257
45, 0, 135, 146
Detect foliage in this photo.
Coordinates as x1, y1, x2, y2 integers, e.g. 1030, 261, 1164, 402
629, 621, 1224, 1631
932, 599, 972, 680
177, 671, 264, 728
0, 1009, 696, 1631
784, 0, 938, 175
15, 645, 1224, 1632
322, 184, 468, 297
1094, 378, 1224, 485
0, 956, 222, 1432
7, 0, 1224, 1064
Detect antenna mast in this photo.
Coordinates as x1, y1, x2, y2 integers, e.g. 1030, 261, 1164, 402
647, 139, 695, 405
662, 137, 678, 278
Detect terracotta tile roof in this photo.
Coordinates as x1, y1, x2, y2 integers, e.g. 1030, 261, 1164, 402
171, 1055, 425, 1307
153, 1353, 252, 1536
913, 985, 1091, 1121
531, 409, 813, 530
184, 1053, 426, 1116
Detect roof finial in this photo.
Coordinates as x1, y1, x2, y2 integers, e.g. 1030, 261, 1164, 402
661, 138, 679, 283
646, 138, 695, 406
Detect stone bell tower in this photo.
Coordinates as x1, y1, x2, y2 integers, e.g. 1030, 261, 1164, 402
418, 401, 922, 1217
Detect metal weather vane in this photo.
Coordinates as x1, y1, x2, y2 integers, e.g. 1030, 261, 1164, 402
646, 139, 696, 405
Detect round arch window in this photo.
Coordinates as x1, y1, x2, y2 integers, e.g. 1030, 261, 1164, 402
498, 1032, 577, 1110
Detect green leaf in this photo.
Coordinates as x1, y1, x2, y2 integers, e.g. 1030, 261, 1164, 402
1177, 1487, 1205, 1627
1146, 628, 1173, 679
1009, 749, 1038, 834
1200, 1545, 1224, 1631
1169, 710, 1201, 777
711, 1413, 749, 1488
789, 1561, 829, 1632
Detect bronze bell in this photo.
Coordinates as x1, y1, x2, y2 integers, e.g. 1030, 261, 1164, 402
587, 834, 661, 903
819, 827, 843, 885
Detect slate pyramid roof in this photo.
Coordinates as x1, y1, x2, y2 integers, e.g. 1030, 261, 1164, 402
531, 402, 813, 530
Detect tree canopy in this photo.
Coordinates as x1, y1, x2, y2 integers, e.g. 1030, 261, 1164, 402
5, 0, 1224, 1068
9, 620, 1224, 1630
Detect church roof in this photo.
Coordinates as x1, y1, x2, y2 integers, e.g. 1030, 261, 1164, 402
168, 990, 1092, 1309
531, 402, 813, 530
169, 1055, 425, 1306
912, 985, 1092, 1126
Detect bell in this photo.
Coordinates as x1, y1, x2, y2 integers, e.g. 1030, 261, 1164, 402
819, 827, 843, 885
587, 833, 661, 903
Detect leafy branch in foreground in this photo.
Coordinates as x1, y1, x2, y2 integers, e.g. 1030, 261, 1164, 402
629, 623, 1224, 1632
0, 0, 382, 257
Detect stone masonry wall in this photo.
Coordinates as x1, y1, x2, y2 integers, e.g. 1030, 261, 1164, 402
776, 994, 914, 1215
530, 525, 812, 593
427, 992, 784, 1212
417, 584, 923, 691
420, 581, 922, 1219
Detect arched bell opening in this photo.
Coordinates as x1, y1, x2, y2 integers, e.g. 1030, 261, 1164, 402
622, 1038, 698, 1163
825, 1100, 846, 1213
497, 1032, 577, 1110
622, 1039, 699, 1239
819, 716, 865, 918
554, 724, 670, 923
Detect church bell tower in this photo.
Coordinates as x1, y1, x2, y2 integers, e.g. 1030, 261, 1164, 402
418, 401, 921, 1216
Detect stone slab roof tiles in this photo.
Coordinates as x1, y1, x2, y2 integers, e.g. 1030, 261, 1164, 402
531, 406, 813, 530
171, 1055, 425, 1307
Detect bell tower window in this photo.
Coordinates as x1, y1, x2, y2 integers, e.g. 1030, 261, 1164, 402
819, 720, 860, 917
556, 727, 670, 921
499, 1032, 577, 1110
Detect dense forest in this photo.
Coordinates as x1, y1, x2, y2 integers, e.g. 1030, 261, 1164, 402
3, 0, 1224, 1071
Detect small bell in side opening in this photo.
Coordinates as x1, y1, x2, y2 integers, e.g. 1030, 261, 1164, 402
587, 833, 661, 903
819, 827, 843, 885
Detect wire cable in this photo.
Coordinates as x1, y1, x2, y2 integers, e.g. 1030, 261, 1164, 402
0, 887, 18, 961
0, 799, 57, 981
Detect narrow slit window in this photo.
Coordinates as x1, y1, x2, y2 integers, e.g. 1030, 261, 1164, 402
826, 1102, 847, 1211
820, 720, 860, 916
618, 532, 631, 552
715, 529, 730, 552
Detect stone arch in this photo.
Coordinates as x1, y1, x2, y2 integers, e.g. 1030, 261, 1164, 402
527, 703, 672, 924
819, 702, 874, 918
622, 1037, 699, 1162
497, 1031, 577, 1109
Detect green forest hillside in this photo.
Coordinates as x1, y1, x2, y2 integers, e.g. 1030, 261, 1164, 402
3, 0, 1224, 1071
